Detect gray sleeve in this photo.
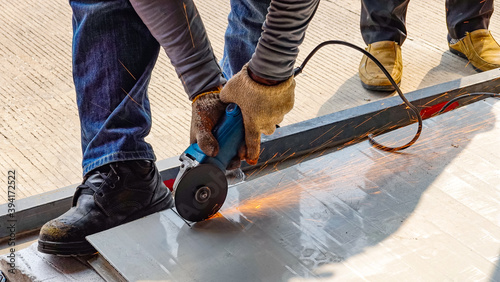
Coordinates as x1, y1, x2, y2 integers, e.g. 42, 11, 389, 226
129, 0, 226, 100
248, 0, 320, 81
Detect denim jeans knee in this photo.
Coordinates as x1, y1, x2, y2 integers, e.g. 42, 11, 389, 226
71, 0, 161, 175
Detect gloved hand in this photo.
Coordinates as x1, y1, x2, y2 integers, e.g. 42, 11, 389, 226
191, 89, 244, 170
220, 64, 295, 165
190, 88, 227, 157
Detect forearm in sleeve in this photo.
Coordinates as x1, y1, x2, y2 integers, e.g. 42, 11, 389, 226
130, 0, 226, 99
248, 0, 320, 81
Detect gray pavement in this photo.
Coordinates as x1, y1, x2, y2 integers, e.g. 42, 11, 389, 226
1, 0, 499, 203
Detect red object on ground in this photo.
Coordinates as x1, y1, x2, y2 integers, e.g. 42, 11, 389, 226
420, 101, 459, 120
164, 179, 175, 192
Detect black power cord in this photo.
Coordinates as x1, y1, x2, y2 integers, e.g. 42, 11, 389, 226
438, 92, 500, 114
293, 40, 500, 152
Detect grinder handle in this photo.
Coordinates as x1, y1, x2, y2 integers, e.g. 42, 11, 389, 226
183, 103, 245, 171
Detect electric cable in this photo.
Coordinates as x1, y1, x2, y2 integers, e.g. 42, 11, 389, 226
438, 92, 500, 114
293, 40, 499, 152
294, 40, 421, 152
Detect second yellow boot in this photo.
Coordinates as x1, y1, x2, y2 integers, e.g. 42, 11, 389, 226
449, 29, 500, 72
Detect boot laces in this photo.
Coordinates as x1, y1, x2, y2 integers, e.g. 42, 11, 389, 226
79, 164, 121, 197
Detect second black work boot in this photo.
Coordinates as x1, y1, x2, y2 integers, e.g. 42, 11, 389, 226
38, 160, 173, 256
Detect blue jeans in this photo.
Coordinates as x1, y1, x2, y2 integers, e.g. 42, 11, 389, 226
71, 0, 160, 176
220, 0, 270, 79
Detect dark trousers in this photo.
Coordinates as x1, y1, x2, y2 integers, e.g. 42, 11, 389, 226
361, 0, 494, 45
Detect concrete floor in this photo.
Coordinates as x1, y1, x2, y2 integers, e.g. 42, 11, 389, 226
1, 0, 497, 203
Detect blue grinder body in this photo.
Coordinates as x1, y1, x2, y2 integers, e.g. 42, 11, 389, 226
183, 103, 244, 171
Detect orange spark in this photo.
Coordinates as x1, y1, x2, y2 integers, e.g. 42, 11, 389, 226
121, 88, 140, 106
183, 3, 195, 48
118, 60, 136, 80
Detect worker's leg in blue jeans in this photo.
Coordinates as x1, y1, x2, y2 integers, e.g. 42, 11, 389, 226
38, 0, 173, 256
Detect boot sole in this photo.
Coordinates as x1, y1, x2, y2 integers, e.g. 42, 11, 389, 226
361, 80, 400, 92
37, 239, 97, 257
449, 47, 482, 72
38, 192, 174, 256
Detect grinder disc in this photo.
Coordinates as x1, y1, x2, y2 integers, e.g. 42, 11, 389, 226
174, 164, 228, 222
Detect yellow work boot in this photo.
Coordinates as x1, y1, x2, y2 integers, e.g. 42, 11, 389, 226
449, 29, 500, 72
359, 41, 402, 91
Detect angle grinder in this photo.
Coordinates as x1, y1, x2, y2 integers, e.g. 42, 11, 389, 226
172, 103, 244, 222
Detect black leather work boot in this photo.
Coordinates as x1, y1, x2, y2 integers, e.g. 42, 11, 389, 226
38, 160, 174, 256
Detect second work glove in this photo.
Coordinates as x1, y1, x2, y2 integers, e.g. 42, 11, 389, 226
220, 64, 295, 165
